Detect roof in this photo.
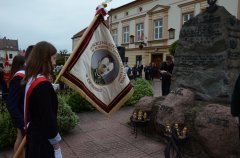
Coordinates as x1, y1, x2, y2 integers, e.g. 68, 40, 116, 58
0, 37, 19, 51
108, 0, 152, 14
72, 27, 88, 39
72, 19, 109, 39
108, 0, 138, 14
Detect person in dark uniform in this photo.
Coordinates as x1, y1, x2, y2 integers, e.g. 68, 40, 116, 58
23, 41, 62, 158
231, 74, 240, 127
132, 64, 138, 81
149, 63, 155, 80
0, 66, 8, 101
6, 45, 33, 158
160, 55, 174, 96
6, 55, 25, 158
138, 63, 143, 78
144, 64, 150, 80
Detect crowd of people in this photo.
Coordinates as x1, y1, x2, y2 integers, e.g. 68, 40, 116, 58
124, 55, 174, 96
124, 63, 156, 81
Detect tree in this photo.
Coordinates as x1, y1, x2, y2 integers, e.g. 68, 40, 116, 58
59, 49, 68, 55
57, 49, 68, 66
169, 40, 178, 56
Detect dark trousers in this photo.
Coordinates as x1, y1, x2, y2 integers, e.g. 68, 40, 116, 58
162, 79, 171, 96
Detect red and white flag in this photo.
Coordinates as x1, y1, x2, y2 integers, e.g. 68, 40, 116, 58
56, 13, 133, 116
3, 50, 10, 82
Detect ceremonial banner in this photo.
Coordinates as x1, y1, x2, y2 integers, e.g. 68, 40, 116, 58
56, 14, 133, 116
3, 50, 10, 82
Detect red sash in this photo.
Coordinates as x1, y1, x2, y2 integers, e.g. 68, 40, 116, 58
24, 77, 49, 132
13, 72, 25, 78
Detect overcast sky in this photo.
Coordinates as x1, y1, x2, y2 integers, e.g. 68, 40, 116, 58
0, 0, 134, 52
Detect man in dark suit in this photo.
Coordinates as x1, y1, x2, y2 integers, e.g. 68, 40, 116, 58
160, 55, 174, 96
92, 55, 114, 85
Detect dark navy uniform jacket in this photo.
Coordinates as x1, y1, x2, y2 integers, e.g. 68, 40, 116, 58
6, 74, 25, 131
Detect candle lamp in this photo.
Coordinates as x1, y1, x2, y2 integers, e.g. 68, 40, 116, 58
164, 123, 188, 140
138, 110, 143, 120
133, 111, 137, 119
143, 112, 147, 120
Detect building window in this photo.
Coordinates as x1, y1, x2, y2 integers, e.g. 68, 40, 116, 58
138, 7, 143, 12
123, 26, 129, 44
168, 28, 175, 39
114, 15, 117, 20
9, 53, 13, 59
130, 35, 135, 44
125, 11, 128, 16
183, 12, 194, 24
136, 23, 144, 42
154, 19, 163, 40
112, 29, 117, 45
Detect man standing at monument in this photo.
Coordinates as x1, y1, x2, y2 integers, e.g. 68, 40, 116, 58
160, 55, 174, 96
231, 74, 240, 126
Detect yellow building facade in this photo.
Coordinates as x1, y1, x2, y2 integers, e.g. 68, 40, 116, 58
108, 0, 240, 68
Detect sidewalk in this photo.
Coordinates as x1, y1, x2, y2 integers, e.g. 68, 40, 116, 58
152, 78, 162, 97
0, 79, 165, 158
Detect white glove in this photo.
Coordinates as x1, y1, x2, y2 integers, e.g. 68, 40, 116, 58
54, 148, 62, 158
52, 84, 60, 91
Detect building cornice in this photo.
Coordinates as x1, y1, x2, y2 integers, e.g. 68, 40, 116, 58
108, 0, 153, 15
121, 14, 146, 23
125, 45, 169, 51
178, 0, 206, 8
147, 4, 170, 15
148, 39, 168, 44
110, 21, 120, 26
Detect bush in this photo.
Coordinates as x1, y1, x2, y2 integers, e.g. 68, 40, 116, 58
125, 78, 153, 106
0, 112, 16, 149
67, 92, 95, 113
0, 92, 79, 149
57, 94, 79, 134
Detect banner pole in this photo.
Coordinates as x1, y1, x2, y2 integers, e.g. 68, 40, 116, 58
13, 136, 26, 158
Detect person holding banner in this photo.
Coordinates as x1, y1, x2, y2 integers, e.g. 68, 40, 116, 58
22, 41, 62, 158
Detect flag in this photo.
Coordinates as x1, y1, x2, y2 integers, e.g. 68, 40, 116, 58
56, 13, 133, 116
3, 50, 10, 82
141, 32, 144, 40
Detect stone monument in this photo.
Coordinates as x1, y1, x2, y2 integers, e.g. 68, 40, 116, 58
132, 1, 240, 157
171, 0, 240, 103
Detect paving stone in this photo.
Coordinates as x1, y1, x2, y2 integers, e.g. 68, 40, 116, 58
0, 79, 165, 158
132, 138, 165, 154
